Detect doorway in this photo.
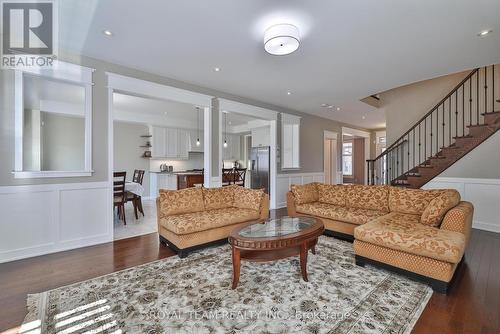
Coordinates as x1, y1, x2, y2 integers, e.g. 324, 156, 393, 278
323, 131, 338, 184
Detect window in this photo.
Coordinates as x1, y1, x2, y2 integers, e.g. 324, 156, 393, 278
281, 113, 300, 169
13, 61, 94, 178
342, 142, 353, 176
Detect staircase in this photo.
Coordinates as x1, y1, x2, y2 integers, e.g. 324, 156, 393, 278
367, 65, 500, 188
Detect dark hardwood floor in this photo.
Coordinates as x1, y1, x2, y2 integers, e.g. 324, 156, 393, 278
0, 208, 498, 333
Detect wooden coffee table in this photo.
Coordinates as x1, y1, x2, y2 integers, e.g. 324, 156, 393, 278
228, 216, 324, 289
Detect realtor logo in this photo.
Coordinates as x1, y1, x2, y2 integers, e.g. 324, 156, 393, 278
1, 0, 58, 68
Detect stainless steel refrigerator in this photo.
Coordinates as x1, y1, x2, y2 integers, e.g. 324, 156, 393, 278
249, 146, 270, 194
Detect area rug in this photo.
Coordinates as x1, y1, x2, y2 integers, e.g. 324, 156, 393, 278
21, 236, 432, 333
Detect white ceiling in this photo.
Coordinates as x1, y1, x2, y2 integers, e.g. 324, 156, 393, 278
59, 0, 500, 129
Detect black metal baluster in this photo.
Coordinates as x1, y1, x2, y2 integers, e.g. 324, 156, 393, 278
477, 70, 480, 125
455, 91, 458, 138
484, 66, 488, 114
493, 64, 495, 112
407, 134, 410, 174
424, 118, 427, 165
469, 75, 472, 127
413, 129, 415, 168
442, 103, 445, 149
462, 84, 465, 136
430, 112, 433, 157
418, 123, 421, 166
450, 96, 451, 146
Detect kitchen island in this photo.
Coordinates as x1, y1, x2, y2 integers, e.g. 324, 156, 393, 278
150, 170, 204, 197
175, 171, 204, 189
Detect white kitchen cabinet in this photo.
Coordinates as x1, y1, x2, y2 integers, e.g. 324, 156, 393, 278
150, 173, 178, 198
189, 129, 204, 152
222, 134, 241, 160
251, 126, 270, 147
177, 129, 190, 159
151, 126, 166, 158
151, 127, 190, 159
165, 128, 178, 158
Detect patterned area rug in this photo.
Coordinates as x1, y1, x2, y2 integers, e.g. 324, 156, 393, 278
21, 236, 432, 333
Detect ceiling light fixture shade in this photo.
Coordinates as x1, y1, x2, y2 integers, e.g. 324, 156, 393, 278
264, 24, 300, 55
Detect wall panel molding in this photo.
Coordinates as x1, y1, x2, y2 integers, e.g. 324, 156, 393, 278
0, 182, 112, 263
276, 173, 325, 208
423, 177, 500, 233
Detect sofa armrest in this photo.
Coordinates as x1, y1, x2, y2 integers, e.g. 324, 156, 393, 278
259, 193, 270, 220
440, 201, 474, 246
287, 191, 298, 216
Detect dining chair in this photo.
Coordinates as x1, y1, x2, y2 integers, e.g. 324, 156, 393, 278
233, 168, 247, 187
127, 169, 145, 219
113, 171, 127, 225
222, 168, 234, 187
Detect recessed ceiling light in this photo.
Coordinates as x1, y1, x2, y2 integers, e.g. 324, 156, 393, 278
264, 24, 300, 55
327, 105, 334, 109
103, 30, 113, 36
477, 29, 492, 37
336, 107, 341, 111
362, 115, 366, 120
320, 103, 329, 108
287, 91, 291, 95
214, 67, 221, 72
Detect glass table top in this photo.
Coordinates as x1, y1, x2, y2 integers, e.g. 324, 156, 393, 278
239, 216, 317, 238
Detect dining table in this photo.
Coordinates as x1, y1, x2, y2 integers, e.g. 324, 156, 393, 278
125, 181, 144, 196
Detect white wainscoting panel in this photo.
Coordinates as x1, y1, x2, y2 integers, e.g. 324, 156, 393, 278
276, 173, 325, 208
0, 182, 112, 263
423, 177, 500, 233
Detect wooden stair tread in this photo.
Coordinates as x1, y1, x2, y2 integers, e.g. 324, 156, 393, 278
452, 135, 473, 139
481, 111, 500, 116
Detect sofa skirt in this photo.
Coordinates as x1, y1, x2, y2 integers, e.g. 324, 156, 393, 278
353, 239, 458, 282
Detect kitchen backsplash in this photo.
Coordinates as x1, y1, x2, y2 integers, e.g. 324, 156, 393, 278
150, 153, 204, 172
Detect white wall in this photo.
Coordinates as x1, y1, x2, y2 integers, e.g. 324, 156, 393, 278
113, 121, 150, 194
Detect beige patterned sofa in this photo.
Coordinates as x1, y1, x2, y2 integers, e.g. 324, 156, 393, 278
287, 183, 473, 292
157, 186, 269, 257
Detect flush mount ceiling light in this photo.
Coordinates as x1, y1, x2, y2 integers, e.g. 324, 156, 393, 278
477, 29, 492, 37
264, 24, 300, 55
103, 30, 113, 36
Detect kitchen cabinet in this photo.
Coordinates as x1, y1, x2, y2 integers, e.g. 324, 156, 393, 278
177, 129, 190, 159
150, 172, 177, 198
189, 129, 204, 152
251, 127, 270, 147
165, 128, 178, 157
151, 126, 190, 159
222, 134, 241, 160
151, 126, 166, 157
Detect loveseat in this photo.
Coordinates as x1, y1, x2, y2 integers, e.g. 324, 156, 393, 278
287, 183, 473, 292
157, 185, 269, 257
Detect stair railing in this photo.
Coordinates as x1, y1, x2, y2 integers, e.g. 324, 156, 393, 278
367, 64, 498, 186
